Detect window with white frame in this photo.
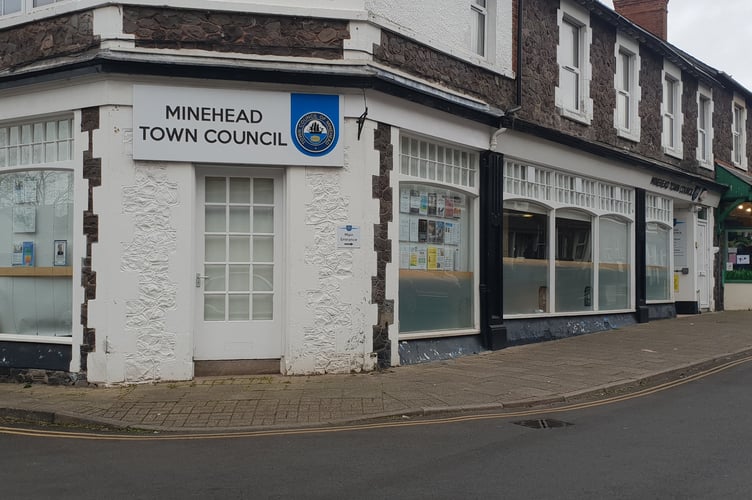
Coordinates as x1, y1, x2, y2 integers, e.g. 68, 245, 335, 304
732, 95, 748, 170
696, 85, 713, 169
503, 159, 634, 316
556, 0, 593, 124
398, 136, 477, 335
614, 33, 641, 141
470, 0, 487, 57
0, 116, 75, 338
645, 194, 672, 302
661, 61, 683, 158
1, 0, 68, 16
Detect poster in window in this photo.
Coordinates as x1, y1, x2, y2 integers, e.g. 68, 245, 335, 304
14, 178, 37, 204
12, 242, 23, 266
54, 240, 67, 266
13, 205, 36, 233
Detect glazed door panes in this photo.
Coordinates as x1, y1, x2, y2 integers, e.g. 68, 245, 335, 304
204, 176, 275, 321
196, 172, 281, 361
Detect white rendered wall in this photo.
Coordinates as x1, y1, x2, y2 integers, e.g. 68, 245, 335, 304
282, 117, 380, 374
366, 0, 514, 76
723, 284, 752, 310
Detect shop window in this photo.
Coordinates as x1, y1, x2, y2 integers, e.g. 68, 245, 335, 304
599, 216, 630, 310
725, 230, 752, 282
555, 209, 593, 312
0, 118, 73, 168
646, 221, 671, 301
502, 201, 549, 314
398, 183, 473, 332
0, 170, 73, 336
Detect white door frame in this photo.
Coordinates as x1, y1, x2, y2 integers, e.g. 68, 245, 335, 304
193, 166, 285, 360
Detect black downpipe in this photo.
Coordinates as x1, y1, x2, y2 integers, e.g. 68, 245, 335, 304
480, 152, 507, 350
516, 0, 524, 107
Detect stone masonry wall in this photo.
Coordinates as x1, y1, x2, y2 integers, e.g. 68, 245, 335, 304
0, 12, 98, 71
372, 123, 394, 367
713, 86, 733, 165
373, 30, 517, 110
122, 7, 349, 59
519, 0, 713, 179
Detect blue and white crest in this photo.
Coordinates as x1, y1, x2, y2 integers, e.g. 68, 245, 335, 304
291, 94, 339, 157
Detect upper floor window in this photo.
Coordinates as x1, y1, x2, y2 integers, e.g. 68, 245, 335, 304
614, 33, 641, 141
696, 85, 714, 169
661, 61, 683, 159
556, 0, 593, 125
732, 95, 748, 170
0, 0, 21, 15
1, 0, 67, 16
470, 0, 487, 57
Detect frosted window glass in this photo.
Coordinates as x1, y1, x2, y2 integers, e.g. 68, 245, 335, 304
253, 207, 274, 233
205, 235, 225, 262
46, 122, 56, 141
253, 236, 274, 262
229, 177, 250, 203
0, 128, 6, 147
228, 265, 250, 291
599, 217, 630, 310
229, 295, 250, 320
228, 236, 250, 262
252, 294, 273, 320
205, 177, 226, 203
204, 264, 225, 292
204, 295, 225, 321
58, 119, 70, 138
253, 178, 274, 204
205, 206, 226, 232
46, 143, 56, 161
253, 265, 274, 291
229, 206, 250, 232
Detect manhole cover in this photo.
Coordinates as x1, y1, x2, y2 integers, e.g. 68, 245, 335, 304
513, 418, 572, 429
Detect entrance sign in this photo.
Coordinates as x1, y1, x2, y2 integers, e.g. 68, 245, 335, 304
133, 85, 343, 166
337, 225, 361, 248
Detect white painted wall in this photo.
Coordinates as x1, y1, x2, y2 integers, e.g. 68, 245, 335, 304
724, 283, 752, 310
366, 0, 514, 76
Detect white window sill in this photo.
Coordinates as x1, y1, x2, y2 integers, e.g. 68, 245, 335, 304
0, 334, 72, 345
617, 128, 640, 143
558, 107, 592, 126
663, 146, 683, 160
697, 160, 714, 170
399, 328, 479, 341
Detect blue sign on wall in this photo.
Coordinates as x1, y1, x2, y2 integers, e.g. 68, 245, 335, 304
291, 94, 340, 157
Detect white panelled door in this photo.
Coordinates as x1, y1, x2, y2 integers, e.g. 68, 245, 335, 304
697, 219, 709, 309
194, 169, 282, 360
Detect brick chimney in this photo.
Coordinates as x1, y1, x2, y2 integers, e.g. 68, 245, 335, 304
613, 0, 669, 40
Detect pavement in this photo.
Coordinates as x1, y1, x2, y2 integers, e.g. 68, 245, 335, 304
2, 310, 752, 433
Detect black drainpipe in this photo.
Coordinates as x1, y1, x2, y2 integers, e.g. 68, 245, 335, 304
516, 0, 524, 108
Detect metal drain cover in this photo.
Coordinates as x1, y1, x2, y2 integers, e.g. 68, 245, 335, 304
513, 418, 573, 429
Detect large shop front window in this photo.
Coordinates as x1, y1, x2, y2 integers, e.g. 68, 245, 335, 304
503, 159, 634, 315
398, 137, 477, 334
0, 170, 73, 336
645, 194, 672, 301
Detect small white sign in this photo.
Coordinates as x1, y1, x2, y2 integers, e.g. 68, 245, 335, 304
337, 225, 360, 248
737, 254, 750, 265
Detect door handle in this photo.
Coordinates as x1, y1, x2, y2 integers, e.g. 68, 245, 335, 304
195, 273, 209, 287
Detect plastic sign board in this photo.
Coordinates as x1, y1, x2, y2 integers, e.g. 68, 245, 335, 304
337, 225, 360, 248
133, 85, 343, 166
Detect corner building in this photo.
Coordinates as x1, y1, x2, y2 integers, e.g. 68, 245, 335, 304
0, 0, 515, 383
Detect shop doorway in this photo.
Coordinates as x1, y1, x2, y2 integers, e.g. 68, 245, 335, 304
194, 168, 283, 362
697, 219, 710, 309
